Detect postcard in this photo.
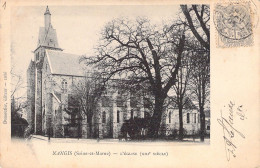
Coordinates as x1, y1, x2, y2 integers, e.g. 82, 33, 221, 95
0, 0, 259, 167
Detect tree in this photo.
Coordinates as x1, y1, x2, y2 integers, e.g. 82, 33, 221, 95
180, 4, 210, 141
11, 69, 29, 137
63, 95, 83, 138
70, 72, 106, 138
172, 51, 193, 140
11, 67, 28, 114
42, 70, 106, 138
180, 5, 210, 51
85, 18, 186, 137
190, 49, 210, 141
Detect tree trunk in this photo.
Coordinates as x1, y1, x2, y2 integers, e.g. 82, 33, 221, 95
78, 122, 81, 139
148, 96, 165, 138
89, 121, 92, 138
199, 107, 205, 142
178, 107, 184, 140
87, 115, 93, 138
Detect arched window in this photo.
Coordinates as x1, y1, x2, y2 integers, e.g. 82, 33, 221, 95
187, 113, 190, 123
102, 111, 106, 123
62, 80, 67, 93
169, 111, 172, 123
194, 114, 196, 123
117, 110, 120, 123
131, 109, 134, 119
36, 53, 39, 61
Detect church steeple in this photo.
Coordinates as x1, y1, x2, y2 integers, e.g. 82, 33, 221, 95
35, 6, 62, 53
44, 6, 51, 29
44, 6, 51, 15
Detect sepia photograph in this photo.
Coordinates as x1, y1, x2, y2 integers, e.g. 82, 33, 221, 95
1, 1, 259, 167
10, 5, 210, 143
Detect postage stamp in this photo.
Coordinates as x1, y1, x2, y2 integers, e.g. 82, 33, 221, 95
214, 2, 254, 48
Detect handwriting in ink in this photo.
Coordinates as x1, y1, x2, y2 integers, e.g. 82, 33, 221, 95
1, 1, 6, 10
217, 101, 246, 161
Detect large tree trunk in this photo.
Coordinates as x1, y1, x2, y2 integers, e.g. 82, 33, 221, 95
148, 96, 165, 138
178, 107, 184, 140
199, 107, 205, 142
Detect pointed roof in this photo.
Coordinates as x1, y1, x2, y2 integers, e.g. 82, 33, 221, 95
45, 50, 85, 77
44, 6, 51, 15
167, 96, 197, 110
37, 26, 60, 49
35, 6, 61, 50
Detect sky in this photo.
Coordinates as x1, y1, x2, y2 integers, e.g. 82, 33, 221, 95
10, 5, 181, 98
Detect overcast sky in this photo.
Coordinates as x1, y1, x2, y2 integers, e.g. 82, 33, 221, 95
11, 5, 180, 97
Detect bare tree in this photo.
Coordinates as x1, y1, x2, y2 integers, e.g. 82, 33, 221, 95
172, 51, 193, 140
11, 68, 28, 117
180, 4, 210, 141
85, 18, 186, 137
69, 72, 106, 138
180, 5, 210, 51
190, 49, 210, 141
11, 68, 29, 137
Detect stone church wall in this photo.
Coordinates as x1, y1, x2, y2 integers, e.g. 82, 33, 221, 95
26, 61, 35, 132
161, 108, 200, 136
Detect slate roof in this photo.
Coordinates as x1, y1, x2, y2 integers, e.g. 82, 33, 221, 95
37, 27, 60, 49
183, 97, 197, 109
46, 50, 85, 76
167, 96, 197, 110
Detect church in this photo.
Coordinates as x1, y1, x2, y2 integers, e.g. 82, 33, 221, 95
26, 6, 200, 139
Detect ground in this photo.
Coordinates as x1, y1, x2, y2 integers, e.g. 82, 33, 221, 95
24, 135, 210, 144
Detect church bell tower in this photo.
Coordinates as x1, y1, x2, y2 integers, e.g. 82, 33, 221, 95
34, 6, 62, 134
